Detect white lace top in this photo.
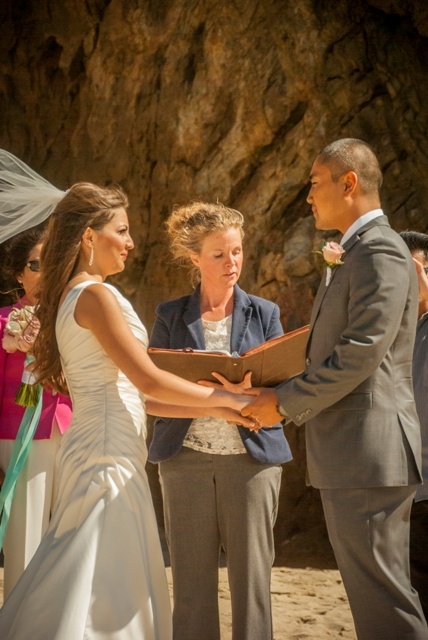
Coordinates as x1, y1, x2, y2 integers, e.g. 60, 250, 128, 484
183, 315, 247, 455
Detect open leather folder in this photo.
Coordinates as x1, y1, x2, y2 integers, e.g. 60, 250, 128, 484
148, 324, 309, 387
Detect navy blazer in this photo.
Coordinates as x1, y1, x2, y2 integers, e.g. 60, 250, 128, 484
148, 284, 293, 465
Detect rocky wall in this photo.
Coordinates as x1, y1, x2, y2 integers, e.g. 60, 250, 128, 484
1, 0, 428, 558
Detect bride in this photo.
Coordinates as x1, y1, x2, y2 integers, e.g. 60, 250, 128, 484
0, 169, 256, 639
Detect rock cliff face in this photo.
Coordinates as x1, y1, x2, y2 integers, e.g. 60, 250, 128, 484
1, 0, 427, 553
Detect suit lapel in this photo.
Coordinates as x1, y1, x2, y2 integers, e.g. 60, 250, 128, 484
182, 284, 253, 353
182, 285, 205, 348
308, 216, 390, 344
307, 230, 359, 345
309, 270, 331, 327
230, 285, 253, 353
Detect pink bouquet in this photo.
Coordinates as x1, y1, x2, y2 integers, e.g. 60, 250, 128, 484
2, 306, 41, 407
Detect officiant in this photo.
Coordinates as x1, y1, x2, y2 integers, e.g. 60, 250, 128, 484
148, 201, 292, 640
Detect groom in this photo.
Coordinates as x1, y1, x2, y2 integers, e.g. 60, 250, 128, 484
243, 139, 428, 639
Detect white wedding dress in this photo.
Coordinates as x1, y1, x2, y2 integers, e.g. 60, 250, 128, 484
0, 282, 172, 639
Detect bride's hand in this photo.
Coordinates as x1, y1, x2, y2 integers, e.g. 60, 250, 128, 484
198, 374, 263, 431
198, 371, 257, 395
199, 373, 262, 430
214, 406, 261, 431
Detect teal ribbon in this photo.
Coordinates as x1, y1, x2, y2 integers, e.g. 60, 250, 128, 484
0, 388, 43, 549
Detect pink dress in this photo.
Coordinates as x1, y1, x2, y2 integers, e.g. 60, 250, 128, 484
0, 298, 72, 596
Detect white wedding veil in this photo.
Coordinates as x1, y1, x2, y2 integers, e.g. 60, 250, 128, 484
0, 149, 66, 243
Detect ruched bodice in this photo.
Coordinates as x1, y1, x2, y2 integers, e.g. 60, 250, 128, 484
58, 282, 147, 434
0, 281, 172, 640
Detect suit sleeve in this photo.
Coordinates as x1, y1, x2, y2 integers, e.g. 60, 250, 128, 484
277, 235, 416, 420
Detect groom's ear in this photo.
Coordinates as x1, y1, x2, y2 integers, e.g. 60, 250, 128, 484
342, 171, 358, 195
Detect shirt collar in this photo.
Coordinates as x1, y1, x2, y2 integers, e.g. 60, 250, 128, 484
340, 209, 384, 246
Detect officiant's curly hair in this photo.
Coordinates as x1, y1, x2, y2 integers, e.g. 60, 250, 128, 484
165, 201, 245, 285
33, 182, 128, 394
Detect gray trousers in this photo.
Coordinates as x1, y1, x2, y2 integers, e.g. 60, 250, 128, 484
159, 448, 282, 640
320, 485, 428, 640
410, 499, 428, 620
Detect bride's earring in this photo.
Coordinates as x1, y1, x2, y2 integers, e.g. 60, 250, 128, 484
89, 246, 94, 267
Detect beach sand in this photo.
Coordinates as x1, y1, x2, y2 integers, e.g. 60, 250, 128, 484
0, 563, 356, 639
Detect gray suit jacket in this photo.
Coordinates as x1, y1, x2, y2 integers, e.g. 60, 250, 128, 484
277, 215, 422, 489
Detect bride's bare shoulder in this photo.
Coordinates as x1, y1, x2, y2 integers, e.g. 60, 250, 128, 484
58, 274, 104, 309
74, 282, 122, 330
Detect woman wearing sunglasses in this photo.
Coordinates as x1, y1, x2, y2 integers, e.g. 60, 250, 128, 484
0, 224, 72, 598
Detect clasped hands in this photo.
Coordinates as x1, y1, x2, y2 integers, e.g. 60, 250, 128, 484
198, 371, 283, 431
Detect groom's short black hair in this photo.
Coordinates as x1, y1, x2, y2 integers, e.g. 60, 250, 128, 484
400, 231, 428, 259
319, 138, 383, 196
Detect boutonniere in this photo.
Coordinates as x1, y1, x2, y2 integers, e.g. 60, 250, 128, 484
315, 241, 345, 286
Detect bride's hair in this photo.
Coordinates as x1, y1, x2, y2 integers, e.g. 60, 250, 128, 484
33, 182, 128, 393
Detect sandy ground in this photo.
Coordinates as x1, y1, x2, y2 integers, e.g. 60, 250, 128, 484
0, 563, 356, 639
175, 566, 356, 640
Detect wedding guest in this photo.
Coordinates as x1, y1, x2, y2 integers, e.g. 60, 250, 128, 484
240, 139, 428, 639
148, 202, 292, 640
400, 230, 428, 619
0, 151, 254, 639
0, 223, 72, 598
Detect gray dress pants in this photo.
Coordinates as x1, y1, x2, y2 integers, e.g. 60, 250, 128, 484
320, 485, 428, 640
159, 447, 282, 640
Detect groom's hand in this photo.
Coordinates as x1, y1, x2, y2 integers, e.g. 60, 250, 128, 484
240, 388, 283, 427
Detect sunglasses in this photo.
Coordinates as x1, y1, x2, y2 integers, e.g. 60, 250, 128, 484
425, 267, 428, 275
25, 260, 40, 272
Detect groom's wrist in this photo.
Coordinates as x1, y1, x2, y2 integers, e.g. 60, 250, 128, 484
276, 402, 289, 421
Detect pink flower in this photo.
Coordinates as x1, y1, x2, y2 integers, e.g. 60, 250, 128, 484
321, 242, 345, 267
17, 317, 41, 352
2, 306, 40, 353
2, 331, 19, 353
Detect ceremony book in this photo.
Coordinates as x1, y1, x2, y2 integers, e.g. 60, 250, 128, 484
148, 324, 309, 387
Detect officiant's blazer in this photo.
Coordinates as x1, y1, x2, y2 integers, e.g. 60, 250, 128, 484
277, 215, 422, 489
148, 284, 292, 465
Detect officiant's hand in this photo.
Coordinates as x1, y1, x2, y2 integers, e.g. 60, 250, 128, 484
198, 371, 255, 394
241, 388, 283, 427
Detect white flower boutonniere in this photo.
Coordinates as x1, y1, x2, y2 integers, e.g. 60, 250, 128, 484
315, 241, 345, 286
